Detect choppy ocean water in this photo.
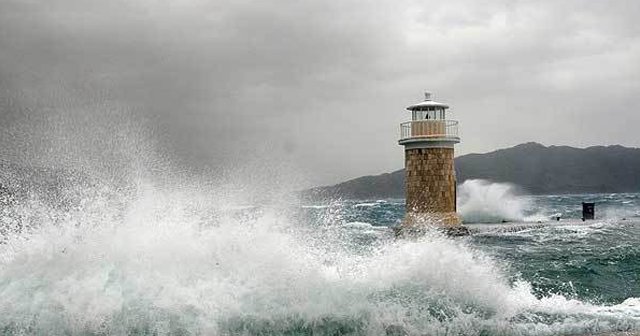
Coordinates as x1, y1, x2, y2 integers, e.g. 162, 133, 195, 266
1, 178, 640, 335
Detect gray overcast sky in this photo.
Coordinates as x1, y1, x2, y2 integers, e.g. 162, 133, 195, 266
1, 0, 639, 187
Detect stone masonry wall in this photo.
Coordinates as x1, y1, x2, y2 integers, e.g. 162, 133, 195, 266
405, 147, 457, 214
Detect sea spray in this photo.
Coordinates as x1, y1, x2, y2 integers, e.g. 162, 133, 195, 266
2, 180, 640, 335
458, 179, 547, 223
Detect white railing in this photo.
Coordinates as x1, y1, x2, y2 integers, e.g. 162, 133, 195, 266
399, 120, 459, 141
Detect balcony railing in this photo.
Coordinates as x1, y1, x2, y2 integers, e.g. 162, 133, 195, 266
399, 120, 459, 141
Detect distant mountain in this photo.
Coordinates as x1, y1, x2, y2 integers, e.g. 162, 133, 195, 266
302, 143, 640, 200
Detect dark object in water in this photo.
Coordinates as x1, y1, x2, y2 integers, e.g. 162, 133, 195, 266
582, 202, 595, 220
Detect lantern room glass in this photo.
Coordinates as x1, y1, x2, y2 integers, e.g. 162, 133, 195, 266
411, 107, 446, 121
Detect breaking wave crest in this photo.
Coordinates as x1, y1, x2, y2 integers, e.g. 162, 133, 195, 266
1, 179, 639, 335
458, 179, 547, 223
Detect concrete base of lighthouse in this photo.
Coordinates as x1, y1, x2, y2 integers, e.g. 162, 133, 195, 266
404, 212, 461, 227
396, 145, 468, 237
396, 212, 468, 237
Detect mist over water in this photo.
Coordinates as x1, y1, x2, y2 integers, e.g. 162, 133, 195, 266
458, 179, 547, 223
1, 170, 640, 335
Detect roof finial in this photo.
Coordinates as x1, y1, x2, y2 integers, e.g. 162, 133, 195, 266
424, 92, 432, 101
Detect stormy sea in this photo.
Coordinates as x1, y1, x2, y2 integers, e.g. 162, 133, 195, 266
1, 172, 640, 335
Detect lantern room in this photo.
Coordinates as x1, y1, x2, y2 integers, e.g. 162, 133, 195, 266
408, 92, 449, 120
399, 92, 459, 145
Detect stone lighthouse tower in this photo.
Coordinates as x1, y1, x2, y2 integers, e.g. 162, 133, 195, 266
398, 92, 463, 233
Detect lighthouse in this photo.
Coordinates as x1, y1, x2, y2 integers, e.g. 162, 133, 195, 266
398, 92, 465, 234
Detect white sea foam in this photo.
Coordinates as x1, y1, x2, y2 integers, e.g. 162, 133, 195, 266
458, 179, 547, 223
354, 202, 378, 207
0, 182, 639, 335
300, 204, 330, 209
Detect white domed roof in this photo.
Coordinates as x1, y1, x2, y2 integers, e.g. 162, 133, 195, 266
406, 92, 449, 110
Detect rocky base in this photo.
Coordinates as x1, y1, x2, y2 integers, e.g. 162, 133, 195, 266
394, 224, 470, 238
